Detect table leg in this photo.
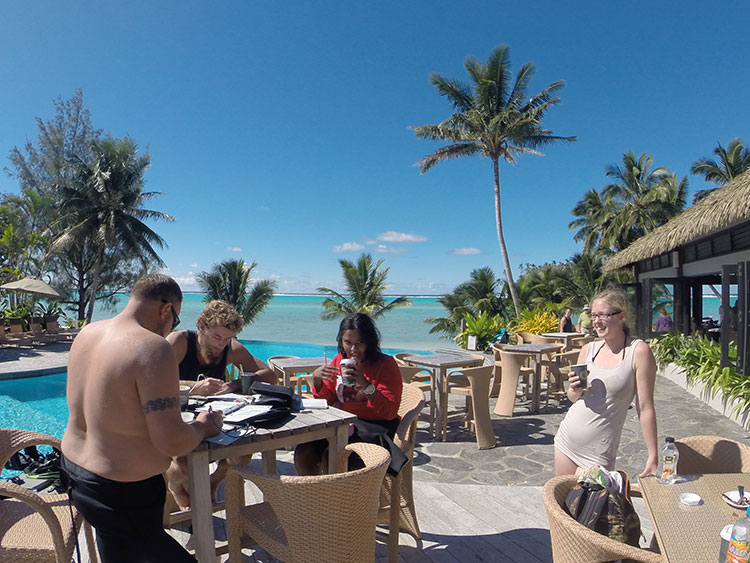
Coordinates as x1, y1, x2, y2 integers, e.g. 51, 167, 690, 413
328, 424, 350, 472
283, 368, 291, 387
187, 448, 218, 562
436, 368, 448, 441
261, 450, 277, 474
532, 356, 541, 413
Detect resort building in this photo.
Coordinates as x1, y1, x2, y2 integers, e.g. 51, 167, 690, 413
604, 170, 750, 373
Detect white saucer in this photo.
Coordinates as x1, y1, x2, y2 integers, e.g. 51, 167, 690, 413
679, 492, 702, 506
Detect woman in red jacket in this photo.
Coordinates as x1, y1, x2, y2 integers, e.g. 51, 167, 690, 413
294, 313, 405, 476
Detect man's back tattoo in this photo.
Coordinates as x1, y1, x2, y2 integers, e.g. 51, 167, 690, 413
142, 396, 179, 414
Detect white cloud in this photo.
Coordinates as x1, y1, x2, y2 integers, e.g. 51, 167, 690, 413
332, 242, 365, 252
451, 248, 481, 255
377, 231, 427, 243
189, 263, 198, 268
374, 244, 405, 254
227, 246, 242, 252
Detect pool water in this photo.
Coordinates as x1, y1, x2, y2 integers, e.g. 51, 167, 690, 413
0, 339, 421, 439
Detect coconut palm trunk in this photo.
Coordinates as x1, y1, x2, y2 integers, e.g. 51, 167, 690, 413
84, 250, 104, 324
493, 157, 520, 315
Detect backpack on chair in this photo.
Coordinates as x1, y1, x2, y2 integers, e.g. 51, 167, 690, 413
564, 469, 641, 547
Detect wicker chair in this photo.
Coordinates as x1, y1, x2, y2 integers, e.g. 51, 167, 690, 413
675, 435, 750, 474
445, 366, 496, 449
378, 383, 425, 562
0, 428, 98, 563
398, 365, 434, 435
543, 475, 665, 563
225, 442, 390, 563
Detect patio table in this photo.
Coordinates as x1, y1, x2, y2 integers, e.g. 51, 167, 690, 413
639, 473, 750, 562
187, 406, 356, 561
400, 353, 484, 441
500, 343, 561, 413
540, 332, 585, 352
268, 356, 325, 387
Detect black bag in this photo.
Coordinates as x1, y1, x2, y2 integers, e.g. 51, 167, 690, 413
564, 471, 641, 547
241, 381, 294, 427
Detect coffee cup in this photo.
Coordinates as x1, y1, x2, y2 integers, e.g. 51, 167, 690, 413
570, 364, 588, 388
179, 385, 191, 411
340, 359, 357, 386
241, 372, 257, 395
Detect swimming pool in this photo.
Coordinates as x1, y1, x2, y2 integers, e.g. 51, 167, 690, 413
0, 339, 422, 439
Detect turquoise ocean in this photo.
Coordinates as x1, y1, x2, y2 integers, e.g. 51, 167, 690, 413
92, 294, 457, 351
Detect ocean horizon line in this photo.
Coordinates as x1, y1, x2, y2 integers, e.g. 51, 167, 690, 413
179, 292, 444, 298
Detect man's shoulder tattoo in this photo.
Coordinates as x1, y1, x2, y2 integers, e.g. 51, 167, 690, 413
142, 396, 179, 414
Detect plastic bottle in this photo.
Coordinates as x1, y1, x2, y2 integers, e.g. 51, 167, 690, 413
726, 507, 750, 563
660, 437, 679, 483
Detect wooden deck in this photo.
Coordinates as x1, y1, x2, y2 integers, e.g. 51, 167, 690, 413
72, 479, 655, 562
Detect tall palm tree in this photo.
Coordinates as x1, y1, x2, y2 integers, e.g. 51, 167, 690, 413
197, 259, 276, 326
317, 253, 410, 320
690, 138, 750, 202
412, 45, 575, 315
570, 152, 687, 253
53, 137, 172, 323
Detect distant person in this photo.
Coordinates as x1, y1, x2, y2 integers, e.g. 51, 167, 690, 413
654, 308, 673, 332
554, 288, 658, 478
294, 313, 406, 477
577, 304, 593, 336
165, 299, 276, 509
60, 274, 224, 563
559, 308, 574, 333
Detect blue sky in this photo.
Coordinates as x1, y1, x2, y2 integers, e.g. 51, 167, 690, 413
2, 1, 748, 295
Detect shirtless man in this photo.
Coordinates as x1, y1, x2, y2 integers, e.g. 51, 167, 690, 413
165, 299, 276, 509
61, 274, 223, 563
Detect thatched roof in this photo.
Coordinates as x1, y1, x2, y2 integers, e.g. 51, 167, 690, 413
604, 169, 750, 271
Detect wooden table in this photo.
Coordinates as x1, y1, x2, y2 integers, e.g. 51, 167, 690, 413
268, 356, 325, 387
401, 353, 484, 441
501, 344, 561, 413
640, 473, 750, 562
187, 407, 356, 561
541, 332, 585, 352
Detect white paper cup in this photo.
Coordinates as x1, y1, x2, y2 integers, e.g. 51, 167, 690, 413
340, 359, 357, 386
179, 385, 190, 411
570, 364, 588, 388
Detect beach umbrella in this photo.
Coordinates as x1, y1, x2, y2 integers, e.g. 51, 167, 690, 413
0, 277, 62, 299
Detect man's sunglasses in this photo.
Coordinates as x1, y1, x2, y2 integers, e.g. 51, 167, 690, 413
162, 299, 180, 329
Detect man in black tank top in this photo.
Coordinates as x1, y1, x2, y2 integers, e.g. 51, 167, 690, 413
166, 301, 276, 396
165, 300, 276, 509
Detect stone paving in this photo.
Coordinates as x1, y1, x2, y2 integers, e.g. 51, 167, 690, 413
0, 340, 71, 378
412, 375, 750, 486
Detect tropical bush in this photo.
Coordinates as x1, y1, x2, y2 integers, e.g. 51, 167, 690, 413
454, 311, 503, 351
508, 307, 558, 335
652, 333, 747, 419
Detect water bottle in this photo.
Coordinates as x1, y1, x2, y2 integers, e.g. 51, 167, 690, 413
726, 507, 750, 563
660, 437, 679, 483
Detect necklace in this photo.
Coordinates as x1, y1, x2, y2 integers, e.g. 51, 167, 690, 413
592, 334, 628, 362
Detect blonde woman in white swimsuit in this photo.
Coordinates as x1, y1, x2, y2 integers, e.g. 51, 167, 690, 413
554, 289, 658, 477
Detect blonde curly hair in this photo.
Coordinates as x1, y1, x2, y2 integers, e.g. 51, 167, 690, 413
196, 300, 243, 333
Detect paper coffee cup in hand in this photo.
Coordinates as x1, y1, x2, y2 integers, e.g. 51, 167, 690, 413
340, 359, 357, 386
570, 364, 588, 388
